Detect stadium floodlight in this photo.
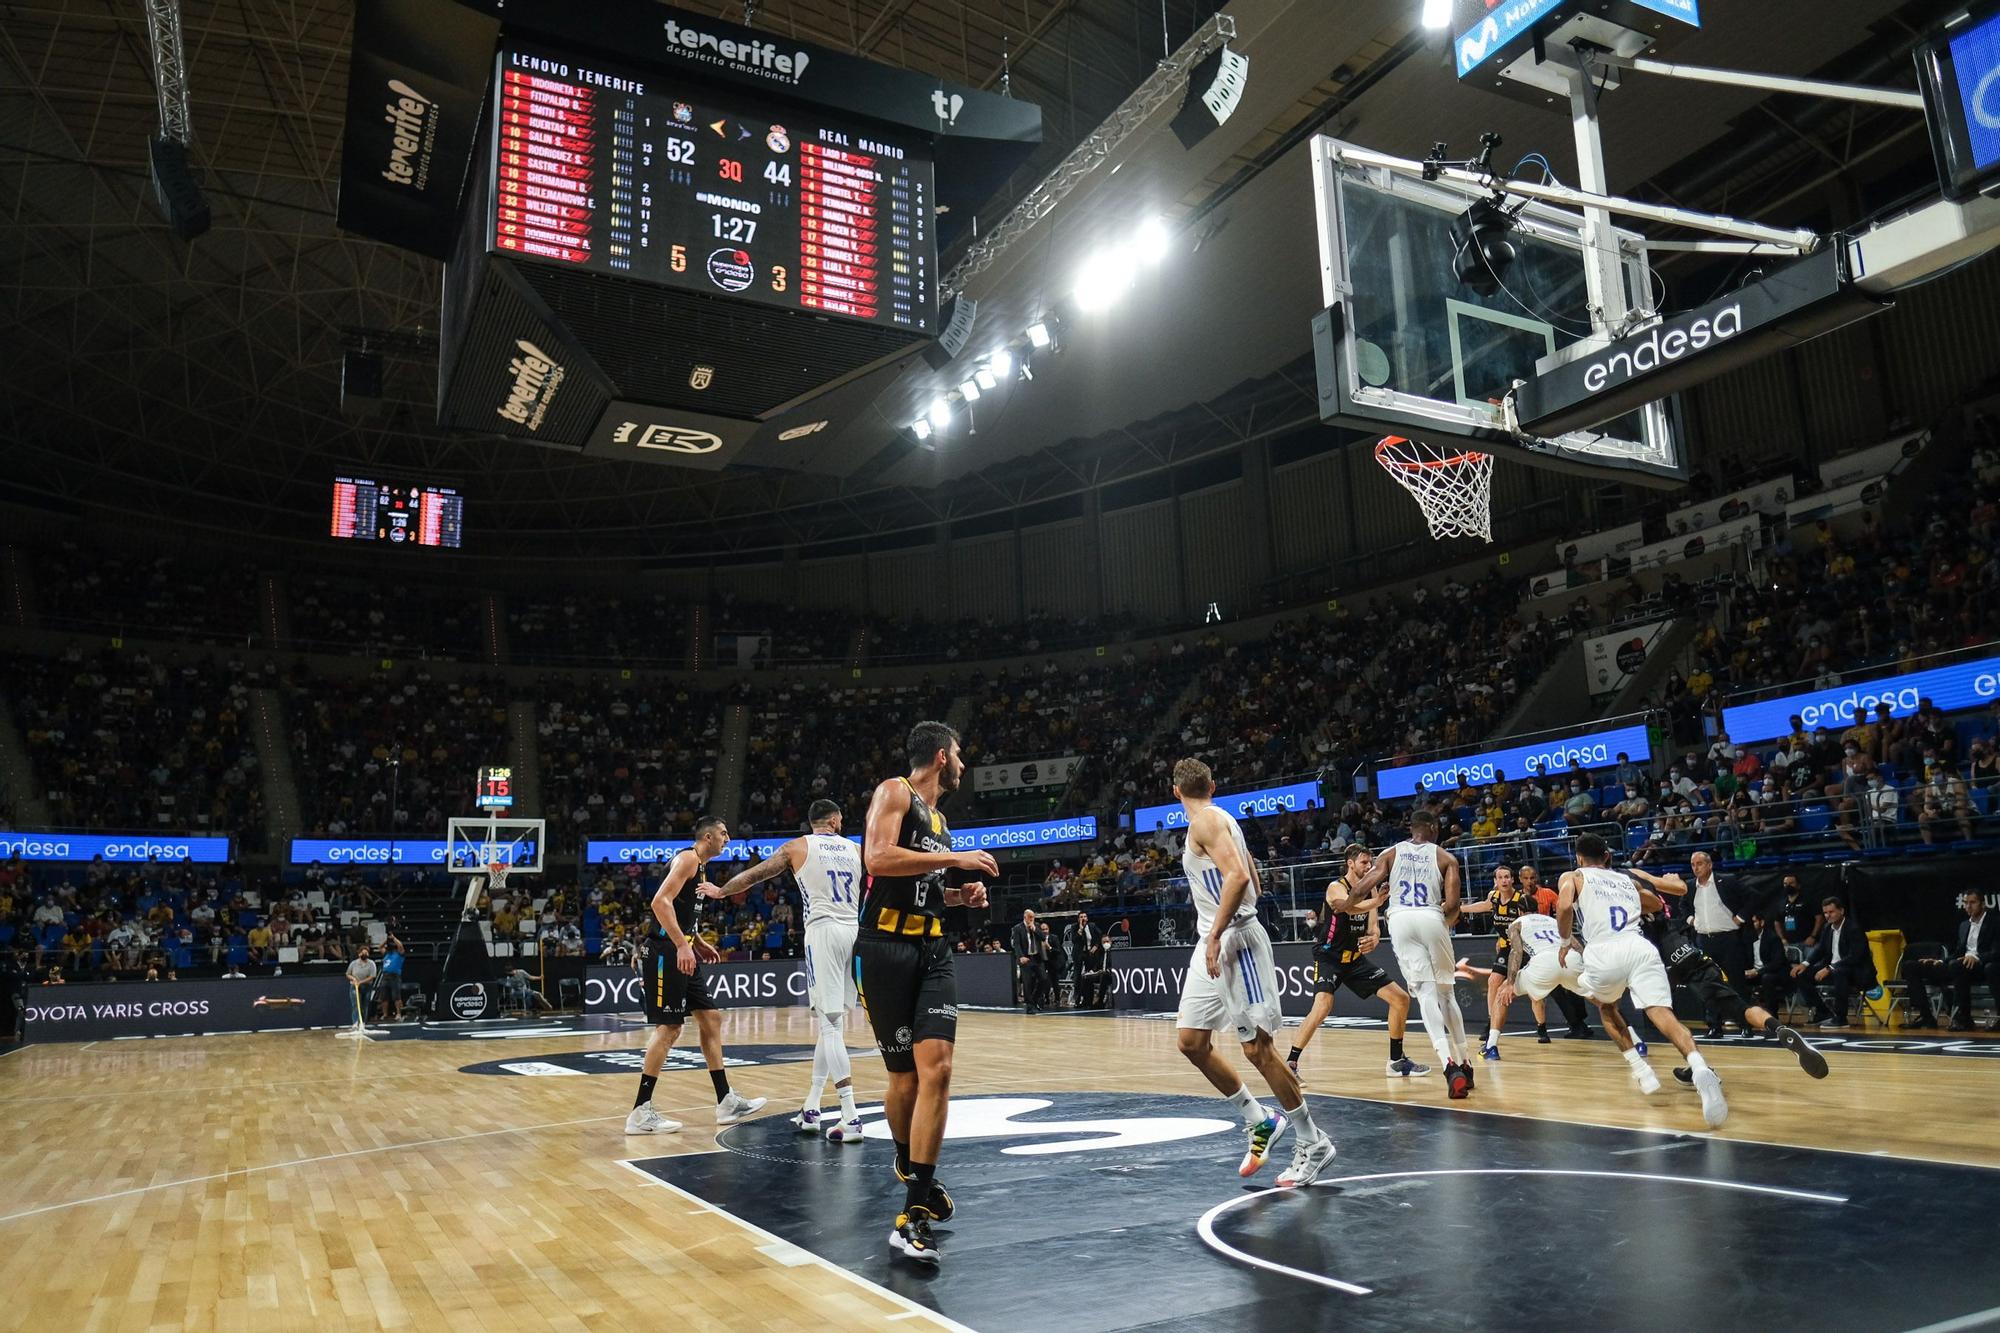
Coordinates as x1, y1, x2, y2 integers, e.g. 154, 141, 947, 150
1026, 321, 1052, 348
927, 396, 953, 428
912, 417, 932, 440
987, 346, 1014, 380
1420, 0, 1451, 30
1073, 249, 1136, 311
959, 378, 982, 402
1135, 216, 1172, 264
974, 367, 998, 392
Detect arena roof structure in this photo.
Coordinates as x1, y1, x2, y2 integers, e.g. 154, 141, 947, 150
0, 0, 1965, 559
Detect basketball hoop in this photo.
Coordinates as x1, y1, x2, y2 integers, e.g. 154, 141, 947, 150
1373, 436, 1494, 543
485, 860, 511, 898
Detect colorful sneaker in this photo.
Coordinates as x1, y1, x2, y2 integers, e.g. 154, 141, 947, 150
1276, 1133, 1337, 1188
1238, 1111, 1289, 1177
1481, 1044, 1502, 1062
1633, 1039, 1647, 1057
790, 1108, 823, 1135
824, 1115, 867, 1143
1446, 1063, 1471, 1100
1385, 1056, 1431, 1078
890, 1207, 942, 1267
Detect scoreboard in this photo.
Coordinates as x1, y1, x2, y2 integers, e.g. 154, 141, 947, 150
330, 476, 465, 548
491, 43, 936, 332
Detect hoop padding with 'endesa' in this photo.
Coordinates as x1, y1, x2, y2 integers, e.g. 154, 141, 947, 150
1373, 436, 1495, 542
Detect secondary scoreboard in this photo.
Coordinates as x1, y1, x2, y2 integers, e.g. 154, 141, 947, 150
492, 43, 936, 332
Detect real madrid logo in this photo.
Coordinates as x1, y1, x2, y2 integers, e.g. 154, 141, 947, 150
689, 364, 715, 390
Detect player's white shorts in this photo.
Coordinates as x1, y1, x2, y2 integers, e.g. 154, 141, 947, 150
804, 916, 859, 1018
1387, 910, 1454, 989
1577, 933, 1673, 1011
1176, 918, 1284, 1044
1518, 948, 1585, 1001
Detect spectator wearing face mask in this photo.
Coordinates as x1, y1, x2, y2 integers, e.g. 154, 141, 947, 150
1916, 760, 1975, 844
1861, 770, 1901, 840
1665, 765, 1697, 800
1561, 778, 1596, 827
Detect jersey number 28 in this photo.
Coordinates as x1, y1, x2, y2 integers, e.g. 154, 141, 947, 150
1397, 880, 1430, 908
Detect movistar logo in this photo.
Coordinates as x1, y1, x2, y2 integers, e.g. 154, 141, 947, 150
1455, 0, 1563, 76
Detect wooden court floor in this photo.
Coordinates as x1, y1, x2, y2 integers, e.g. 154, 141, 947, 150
2, 1009, 1997, 1331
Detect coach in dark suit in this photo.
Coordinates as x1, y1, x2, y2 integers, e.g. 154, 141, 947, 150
1790, 896, 1877, 1028
1070, 914, 1107, 1009
1900, 890, 2000, 1030
1740, 915, 1792, 1020
1012, 909, 1047, 1013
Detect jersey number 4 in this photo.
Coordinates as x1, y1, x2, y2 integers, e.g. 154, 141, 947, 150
1397, 880, 1430, 908
824, 870, 856, 905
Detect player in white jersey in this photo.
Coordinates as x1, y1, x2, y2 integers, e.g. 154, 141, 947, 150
1170, 758, 1336, 1188
1494, 911, 1588, 1026
711, 800, 867, 1141
1349, 808, 1476, 1099
1555, 834, 1728, 1126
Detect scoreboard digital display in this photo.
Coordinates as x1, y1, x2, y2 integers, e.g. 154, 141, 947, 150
330, 476, 465, 549
491, 44, 936, 332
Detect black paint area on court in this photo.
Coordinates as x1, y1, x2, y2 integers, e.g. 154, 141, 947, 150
631, 1090, 2000, 1332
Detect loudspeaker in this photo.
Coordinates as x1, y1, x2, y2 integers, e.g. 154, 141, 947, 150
1170, 45, 1250, 150
921, 296, 978, 370
341, 351, 386, 419
147, 136, 211, 241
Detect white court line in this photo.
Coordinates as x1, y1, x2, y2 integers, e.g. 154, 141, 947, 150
1904, 1307, 2000, 1333
0, 1107, 714, 1225
1198, 1168, 1847, 1297
616, 1159, 976, 1333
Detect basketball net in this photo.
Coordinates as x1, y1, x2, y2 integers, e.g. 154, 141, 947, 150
1374, 436, 1494, 543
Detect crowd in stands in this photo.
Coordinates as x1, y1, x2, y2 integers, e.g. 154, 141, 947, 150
508, 589, 692, 666
7, 648, 267, 849
30, 540, 260, 643
538, 678, 732, 851
288, 666, 511, 835
291, 573, 484, 661
866, 611, 1143, 664
738, 680, 956, 832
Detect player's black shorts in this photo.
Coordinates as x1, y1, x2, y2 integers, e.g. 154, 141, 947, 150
1672, 954, 1748, 1023
641, 941, 719, 1025
1312, 955, 1392, 1000
856, 932, 958, 1073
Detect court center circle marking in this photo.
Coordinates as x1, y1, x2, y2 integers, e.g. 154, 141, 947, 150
1196, 1168, 1849, 1296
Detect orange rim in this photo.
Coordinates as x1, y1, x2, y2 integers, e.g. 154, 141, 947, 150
1373, 435, 1490, 470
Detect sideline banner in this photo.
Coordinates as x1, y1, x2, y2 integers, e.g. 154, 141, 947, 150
585, 951, 1016, 1014
23, 975, 354, 1042
0, 833, 231, 864
1131, 780, 1322, 835
1107, 938, 1528, 1021
1585, 620, 1675, 698
1373, 722, 1651, 800
1721, 653, 2000, 744
973, 755, 1085, 795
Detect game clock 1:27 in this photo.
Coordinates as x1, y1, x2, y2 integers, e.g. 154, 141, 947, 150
491, 44, 935, 332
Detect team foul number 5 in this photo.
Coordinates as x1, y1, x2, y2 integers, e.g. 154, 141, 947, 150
1397, 880, 1429, 908
824, 870, 856, 905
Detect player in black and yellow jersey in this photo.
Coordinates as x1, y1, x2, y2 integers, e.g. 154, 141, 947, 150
623, 816, 769, 1136
858, 720, 996, 1268
1457, 863, 1537, 1058
1287, 845, 1430, 1080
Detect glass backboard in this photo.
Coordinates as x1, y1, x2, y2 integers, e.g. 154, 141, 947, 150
1311, 136, 1686, 485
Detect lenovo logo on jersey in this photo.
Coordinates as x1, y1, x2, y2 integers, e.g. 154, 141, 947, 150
379, 79, 438, 189
497, 339, 566, 431
614, 422, 723, 454
1579, 306, 1744, 395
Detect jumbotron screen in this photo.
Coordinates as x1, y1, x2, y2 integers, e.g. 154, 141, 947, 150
330, 476, 465, 549
490, 43, 936, 331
